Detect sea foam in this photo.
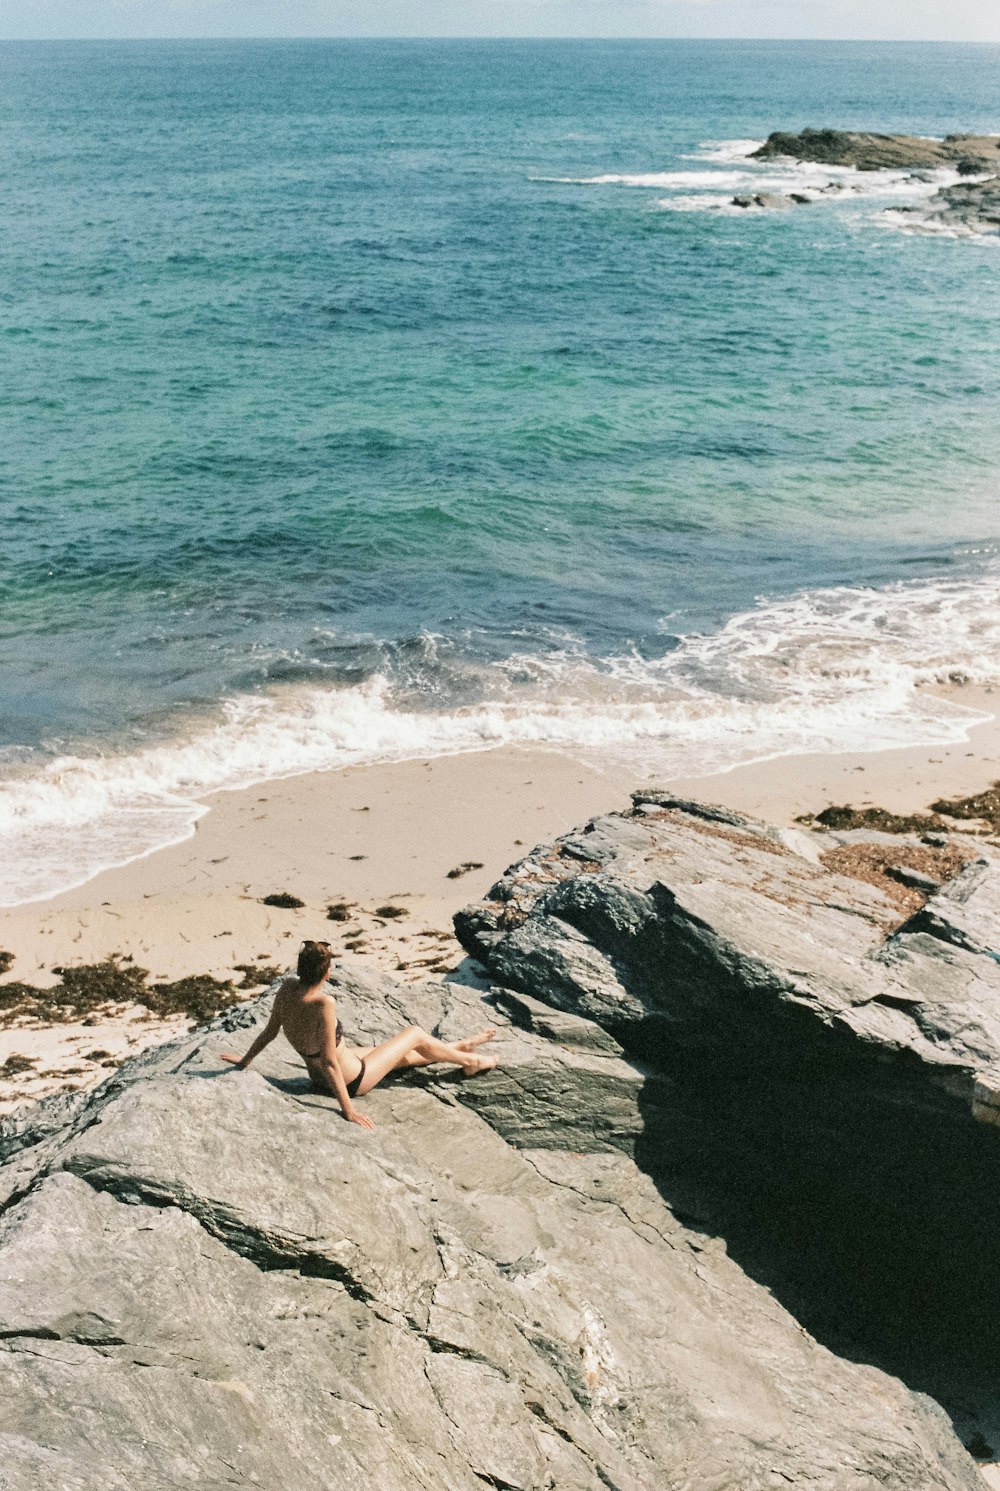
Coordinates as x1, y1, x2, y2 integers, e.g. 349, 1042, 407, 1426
2, 574, 998, 907
534, 141, 960, 220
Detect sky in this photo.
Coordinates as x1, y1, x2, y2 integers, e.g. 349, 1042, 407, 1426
1, 1, 998, 43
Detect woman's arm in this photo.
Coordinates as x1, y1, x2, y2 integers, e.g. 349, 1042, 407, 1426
315, 1001, 375, 1129
220, 987, 285, 1070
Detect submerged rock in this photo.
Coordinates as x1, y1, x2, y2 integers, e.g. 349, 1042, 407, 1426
732, 191, 799, 209
752, 127, 1000, 172
2, 802, 997, 1488
921, 176, 1000, 234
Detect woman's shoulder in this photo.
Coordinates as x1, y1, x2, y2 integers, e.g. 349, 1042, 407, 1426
273, 974, 303, 1007
305, 982, 339, 1011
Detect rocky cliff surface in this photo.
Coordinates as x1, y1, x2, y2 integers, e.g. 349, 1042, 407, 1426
3, 795, 999, 1489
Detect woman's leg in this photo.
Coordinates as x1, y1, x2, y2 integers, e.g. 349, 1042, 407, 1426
394, 1027, 497, 1070
351, 1025, 497, 1097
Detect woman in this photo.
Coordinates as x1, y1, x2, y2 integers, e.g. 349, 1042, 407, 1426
220, 939, 498, 1129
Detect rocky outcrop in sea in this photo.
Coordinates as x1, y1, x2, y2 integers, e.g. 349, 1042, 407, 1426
751, 128, 1000, 173
901, 176, 1000, 235
737, 128, 1000, 232
4, 793, 1000, 1488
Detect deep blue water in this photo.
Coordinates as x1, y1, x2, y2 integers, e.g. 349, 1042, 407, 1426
1, 40, 999, 899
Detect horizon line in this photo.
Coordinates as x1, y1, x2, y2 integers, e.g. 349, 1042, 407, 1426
1, 34, 998, 46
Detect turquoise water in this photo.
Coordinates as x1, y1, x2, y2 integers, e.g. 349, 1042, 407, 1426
2, 40, 1000, 900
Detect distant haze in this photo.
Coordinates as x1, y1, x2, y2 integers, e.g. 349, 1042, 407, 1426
2, 1, 999, 43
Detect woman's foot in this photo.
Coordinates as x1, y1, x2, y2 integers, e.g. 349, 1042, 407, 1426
455, 1028, 496, 1053
460, 1052, 499, 1077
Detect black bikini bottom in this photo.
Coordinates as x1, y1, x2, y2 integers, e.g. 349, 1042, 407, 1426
346, 1059, 366, 1099
306, 1054, 366, 1099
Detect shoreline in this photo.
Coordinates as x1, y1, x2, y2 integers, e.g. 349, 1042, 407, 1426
2, 682, 999, 1114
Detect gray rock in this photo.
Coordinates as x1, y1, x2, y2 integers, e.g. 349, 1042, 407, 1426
0, 801, 995, 1489
920, 175, 1000, 234
731, 191, 796, 209
457, 795, 1000, 1453
752, 127, 1000, 172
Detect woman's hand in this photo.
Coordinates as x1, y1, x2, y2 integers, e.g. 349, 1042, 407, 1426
342, 1107, 376, 1130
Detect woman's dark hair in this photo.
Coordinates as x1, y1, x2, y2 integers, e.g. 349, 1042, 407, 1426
297, 940, 333, 986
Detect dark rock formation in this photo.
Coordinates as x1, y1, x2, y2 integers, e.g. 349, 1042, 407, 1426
752, 128, 1000, 172
918, 176, 1000, 234
3, 799, 998, 1488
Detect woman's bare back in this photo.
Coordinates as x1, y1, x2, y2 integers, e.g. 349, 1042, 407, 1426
274, 977, 337, 1058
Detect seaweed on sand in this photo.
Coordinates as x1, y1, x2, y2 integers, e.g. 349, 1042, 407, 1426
802, 805, 948, 834
0, 1054, 37, 1078
233, 963, 283, 989
0, 956, 247, 1028
931, 781, 1000, 833
801, 781, 1000, 838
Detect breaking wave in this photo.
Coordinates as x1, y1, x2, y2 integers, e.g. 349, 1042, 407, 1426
533, 139, 962, 218
2, 573, 998, 906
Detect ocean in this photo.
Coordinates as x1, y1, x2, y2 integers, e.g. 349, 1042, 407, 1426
1, 37, 999, 903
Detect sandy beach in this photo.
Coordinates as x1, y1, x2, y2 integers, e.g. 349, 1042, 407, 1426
3, 682, 999, 1114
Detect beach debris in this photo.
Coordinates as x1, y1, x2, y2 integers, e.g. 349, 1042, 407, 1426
233, 963, 283, 989
0, 1053, 36, 1078
818, 841, 973, 915
374, 904, 408, 919
261, 892, 305, 909
326, 902, 355, 922
801, 803, 948, 834
144, 974, 241, 1023
0, 951, 13, 976
801, 783, 1000, 840
931, 780, 1000, 833
0, 956, 247, 1028
446, 861, 485, 880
